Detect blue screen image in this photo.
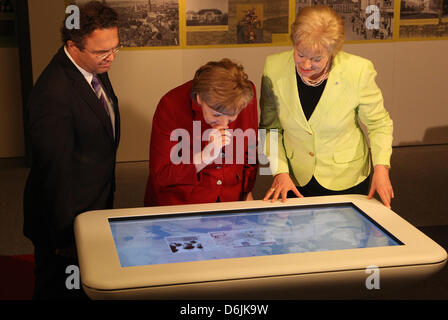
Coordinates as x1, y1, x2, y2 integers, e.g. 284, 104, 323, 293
109, 203, 402, 267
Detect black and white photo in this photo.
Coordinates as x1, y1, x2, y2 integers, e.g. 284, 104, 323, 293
75, 0, 179, 47
187, 0, 289, 46
399, 0, 448, 38
186, 0, 229, 27
296, 0, 394, 41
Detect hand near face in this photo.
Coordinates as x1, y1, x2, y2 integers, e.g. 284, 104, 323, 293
194, 128, 232, 171
209, 128, 232, 149
205, 128, 231, 159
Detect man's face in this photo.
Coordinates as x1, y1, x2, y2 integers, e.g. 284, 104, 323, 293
69, 27, 119, 74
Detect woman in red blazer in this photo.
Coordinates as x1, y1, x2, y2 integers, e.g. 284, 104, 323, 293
144, 59, 259, 206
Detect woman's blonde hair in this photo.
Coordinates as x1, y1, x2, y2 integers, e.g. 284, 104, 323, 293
290, 5, 345, 57
191, 58, 254, 116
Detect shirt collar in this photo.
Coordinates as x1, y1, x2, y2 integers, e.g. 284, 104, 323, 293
64, 45, 94, 85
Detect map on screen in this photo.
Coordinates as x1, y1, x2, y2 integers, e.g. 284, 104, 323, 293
109, 203, 402, 267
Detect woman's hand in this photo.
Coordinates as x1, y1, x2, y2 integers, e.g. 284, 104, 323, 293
244, 192, 254, 201
263, 173, 303, 203
194, 129, 231, 172
203, 129, 231, 163
368, 165, 394, 209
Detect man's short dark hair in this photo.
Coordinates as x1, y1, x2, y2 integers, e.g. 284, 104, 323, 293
61, 1, 118, 50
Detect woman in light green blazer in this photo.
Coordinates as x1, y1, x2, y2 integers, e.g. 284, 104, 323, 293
260, 5, 394, 208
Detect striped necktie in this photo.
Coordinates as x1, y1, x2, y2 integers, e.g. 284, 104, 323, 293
91, 75, 110, 117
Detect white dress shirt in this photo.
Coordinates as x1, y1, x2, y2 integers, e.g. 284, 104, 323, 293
64, 46, 116, 137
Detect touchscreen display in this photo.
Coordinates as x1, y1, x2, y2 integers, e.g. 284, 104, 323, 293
109, 203, 402, 267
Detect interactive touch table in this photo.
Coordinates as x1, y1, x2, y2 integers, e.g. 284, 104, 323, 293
74, 195, 447, 299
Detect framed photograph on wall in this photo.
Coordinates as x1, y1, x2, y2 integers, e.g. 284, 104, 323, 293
295, 0, 395, 42
186, 0, 291, 47
66, 0, 448, 49
399, 0, 448, 39
71, 0, 180, 48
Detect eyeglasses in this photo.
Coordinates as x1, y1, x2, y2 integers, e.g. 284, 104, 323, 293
98, 46, 121, 60
85, 45, 122, 60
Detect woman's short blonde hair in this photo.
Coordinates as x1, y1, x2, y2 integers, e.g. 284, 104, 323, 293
291, 5, 345, 57
191, 58, 254, 116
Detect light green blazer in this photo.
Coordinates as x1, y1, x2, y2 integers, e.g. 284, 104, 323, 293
260, 50, 393, 191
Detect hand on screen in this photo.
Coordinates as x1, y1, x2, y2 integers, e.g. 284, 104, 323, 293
244, 192, 254, 201
263, 173, 303, 203
368, 165, 394, 209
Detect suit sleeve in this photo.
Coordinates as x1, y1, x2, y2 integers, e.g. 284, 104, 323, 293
259, 58, 289, 176
149, 95, 198, 190
357, 61, 393, 167
27, 91, 75, 247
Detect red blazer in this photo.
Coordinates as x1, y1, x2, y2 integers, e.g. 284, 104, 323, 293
144, 80, 258, 206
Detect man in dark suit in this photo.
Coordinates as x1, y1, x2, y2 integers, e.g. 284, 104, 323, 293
23, 1, 120, 299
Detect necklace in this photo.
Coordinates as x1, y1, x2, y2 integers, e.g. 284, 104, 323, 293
297, 60, 331, 87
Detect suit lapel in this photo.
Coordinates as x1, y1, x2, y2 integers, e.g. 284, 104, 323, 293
277, 52, 312, 132
73, 77, 116, 144
308, 68, 345, 127
56, 47, 116, 146
98, 73, 120, 147
309, 66, 346, 126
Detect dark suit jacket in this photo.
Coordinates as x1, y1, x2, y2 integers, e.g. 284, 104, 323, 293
23, 46, 120, 249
